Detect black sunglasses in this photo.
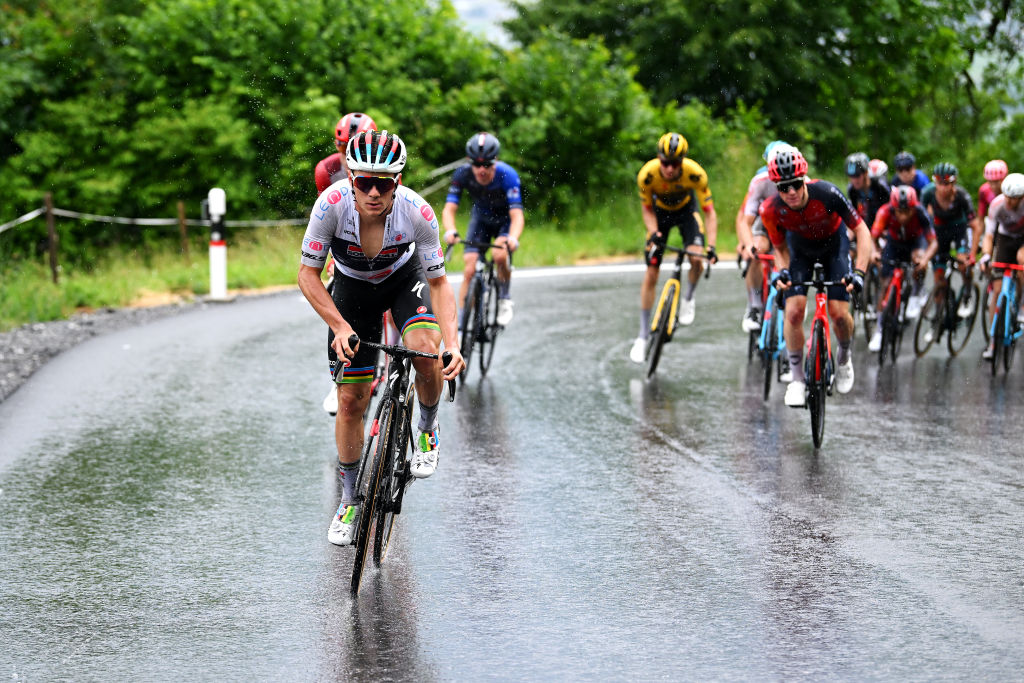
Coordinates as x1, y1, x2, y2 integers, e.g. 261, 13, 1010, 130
471, 160, 494, 168
776, 178, 805, 194
352, 175, 397, 194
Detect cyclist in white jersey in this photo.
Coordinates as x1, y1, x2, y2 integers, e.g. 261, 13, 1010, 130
298, 129, 464, 546
980, 172, 1024, 357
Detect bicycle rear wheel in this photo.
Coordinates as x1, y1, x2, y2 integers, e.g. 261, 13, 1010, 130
947, 282, 980, 356
1005, 315, 1018, 373
459, 278, 481, 383
351, 396, 395, 595
374, 386, 415, 566
981, 281, 993, 343
879, 291, 898, 366
646, 290, 675, 378
479, 278, 500, 376
913, 289, 940, 357
808, 320, 827, 448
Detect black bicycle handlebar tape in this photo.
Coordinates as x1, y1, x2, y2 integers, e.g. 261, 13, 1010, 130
347, 333, 360, 351
442, 351, 456, 402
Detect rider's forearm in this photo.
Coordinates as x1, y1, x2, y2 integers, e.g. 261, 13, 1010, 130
441, 202, 459, 236
852, 222, 872, 273
703, 205, 718, 248
428, 275, 460, 352
298, 265, 346, 334
508, 208, 524, 242
641, 204, 658, 236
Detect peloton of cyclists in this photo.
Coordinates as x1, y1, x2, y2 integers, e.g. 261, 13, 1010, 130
758, 146, 872, 407
866, 185, 937, 352
980, 172, 1024, 359
630, 132, 719, 362
443, 132, 524, 328
298, 129, 464, 546
918, 162, 980, 320
736, 140, 792, 332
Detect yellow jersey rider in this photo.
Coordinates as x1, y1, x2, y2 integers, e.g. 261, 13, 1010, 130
630, 132, 719, 363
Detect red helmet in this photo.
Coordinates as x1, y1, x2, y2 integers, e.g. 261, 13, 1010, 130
767, 147, 808, 182
984, 159, 1008, 182
334, 112, 377, 146
890, 184, 918, 210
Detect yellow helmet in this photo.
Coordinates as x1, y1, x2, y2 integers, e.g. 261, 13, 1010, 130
657, 132, 688, 162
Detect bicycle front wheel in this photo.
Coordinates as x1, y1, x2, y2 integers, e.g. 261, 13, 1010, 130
913, 289, 940, 357
459, 278, 481, 383
479, 278, 500, 376
761, 309, 778, 402
862, 265, 879, 344
374, 386, 415, 566
981, 281, 993, 342
1005, 315, 1018, 373
991, 301, 1006, 376
352, 396, 395, 595
808, 320, 827, 448
646, 284, 676, 378
947, 282, 980, 356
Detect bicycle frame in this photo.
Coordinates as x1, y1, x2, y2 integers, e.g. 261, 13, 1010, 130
651, 245, 710, 341
989, 262, 1024, 349
456, 238, 509, 381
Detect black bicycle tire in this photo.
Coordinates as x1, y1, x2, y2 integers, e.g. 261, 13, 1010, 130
374, 386, 414, 565
1005, 311, 1017, 373
862, 265, 879, 344
947, 282, 980, 356
351, 396, 395, 595
982, 281, 993, 343
480, 278, 500, 376
761, 306, 777, 401
808, 320, 826, 448
646, 286, 676, 378
459, 277, 481, 383
913, 288, 939, 357
991, 301, 1006, 376
879, 286, 898, 366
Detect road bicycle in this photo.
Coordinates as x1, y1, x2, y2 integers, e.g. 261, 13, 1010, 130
875, 260, 913, 366
742, 249, 789, 401
340, 334, 455, 595
645, 245, 710, 378
455, 238, 510, 383
793, 263, 846, 449
739, 250, 776, 363
858, 261, 881, 345
987, 261, 1024, 375
913, 256, 979, 357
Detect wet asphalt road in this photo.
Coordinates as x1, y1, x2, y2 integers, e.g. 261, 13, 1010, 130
2, 265, 1023, 680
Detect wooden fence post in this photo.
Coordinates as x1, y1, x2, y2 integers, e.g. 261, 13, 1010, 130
177, 200, 189, 262
44, 192, 58, 284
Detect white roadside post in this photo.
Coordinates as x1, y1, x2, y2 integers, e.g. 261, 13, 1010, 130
207, 187, 231, 301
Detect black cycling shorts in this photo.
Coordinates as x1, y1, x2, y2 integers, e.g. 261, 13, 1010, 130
327, 260, 439, 383
993, 232, 1024, 270
785, 230, 852, 302
646, 198, 706, 267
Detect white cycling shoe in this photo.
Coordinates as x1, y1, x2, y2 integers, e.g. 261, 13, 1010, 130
497, 299, 515, 326
322, 385, 339, 416
678, 297, 696, 326
784, 380, 806, 407
868, 329, 882, 352
410, 425, 440, 479
835, 357, 854, 394
629, 337, 647, 364
741, 308, 762, 332
327, 502, 360, 546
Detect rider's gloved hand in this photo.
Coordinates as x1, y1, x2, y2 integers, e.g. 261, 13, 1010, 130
505, 235, 519, 252
706, 245, 718, 264
444, 229, 459, 245
771, 268, 791, 286
845, 269, 865, 294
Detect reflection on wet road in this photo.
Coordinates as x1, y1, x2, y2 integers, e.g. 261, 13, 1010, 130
2, 266, 1022, 679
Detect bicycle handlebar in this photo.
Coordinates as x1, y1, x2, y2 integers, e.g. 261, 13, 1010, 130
663, 245, 713, 278
448, 235, 513, 266
347, 334, 457, 402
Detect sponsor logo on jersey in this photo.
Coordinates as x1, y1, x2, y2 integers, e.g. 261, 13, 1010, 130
427, 262, 444, 272
327, 189, 343, 204
347, 245, 364, 255
417, 306, 427, 314
394, 233, 405, 242
303, 238, 324, 252
368, 268, 393, 280
508, 187, 520, 201
420, 204, 435, 222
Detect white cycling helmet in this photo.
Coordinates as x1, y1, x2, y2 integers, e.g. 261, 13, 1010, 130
1001, 172, 1024, 198
346, 129, 407, 174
